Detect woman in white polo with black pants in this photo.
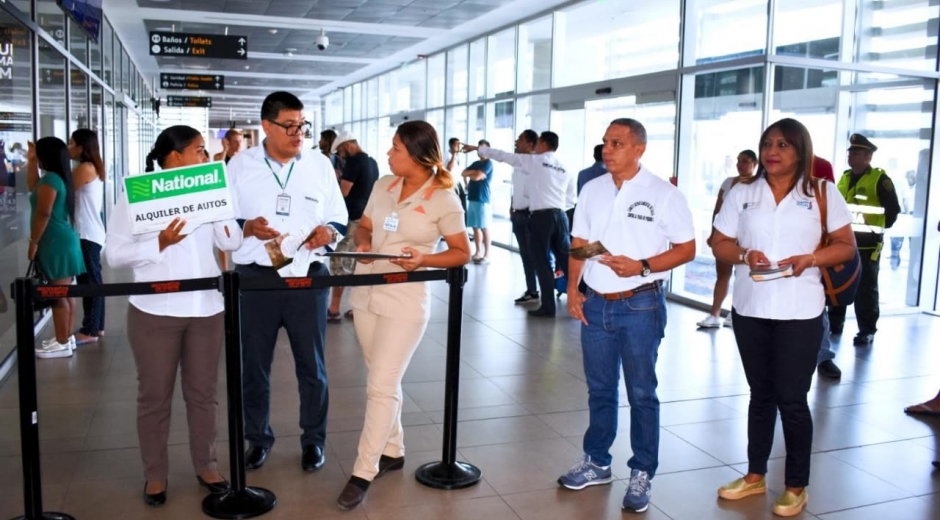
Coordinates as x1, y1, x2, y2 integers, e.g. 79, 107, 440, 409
710, 118, 856, 517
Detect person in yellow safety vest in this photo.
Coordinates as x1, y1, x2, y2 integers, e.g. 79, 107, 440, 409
827, 133, 901, 347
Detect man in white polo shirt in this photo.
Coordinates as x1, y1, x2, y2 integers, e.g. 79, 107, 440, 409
227, 91, 348, 473
557, 118, 695, 514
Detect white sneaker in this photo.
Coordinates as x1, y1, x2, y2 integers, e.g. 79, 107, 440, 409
42, 336, 76, 351
35, 341, 73, 359
722, 315, 733, 328
696, 315, 721, 328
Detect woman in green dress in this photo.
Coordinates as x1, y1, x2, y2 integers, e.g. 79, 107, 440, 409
27, 137, 85, 357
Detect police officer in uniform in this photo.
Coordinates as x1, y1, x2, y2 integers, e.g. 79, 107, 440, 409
828, 134, 900, 346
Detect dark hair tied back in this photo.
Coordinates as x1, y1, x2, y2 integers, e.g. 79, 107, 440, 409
146, 125, 202, 172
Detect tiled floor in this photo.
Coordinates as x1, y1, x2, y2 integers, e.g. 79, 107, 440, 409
0, 246, 938, 519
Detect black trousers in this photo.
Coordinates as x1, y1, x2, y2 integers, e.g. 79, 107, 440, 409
731, 308, 823, 488
828, 249, 880, 335
77, 239, 105, 336
237, 262, 330, 450
527, 208, 570, 313
511, 209, 538, 295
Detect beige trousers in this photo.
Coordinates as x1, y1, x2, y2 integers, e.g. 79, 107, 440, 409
352, 308, 428, 480
127, 305, 224, 480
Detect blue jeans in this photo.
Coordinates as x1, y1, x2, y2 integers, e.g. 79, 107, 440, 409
816, 310, 835, 365
581, 288, 666, 477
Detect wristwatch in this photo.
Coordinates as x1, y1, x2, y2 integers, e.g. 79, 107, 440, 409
324, 225, 339, 243
640, 259, 652, 277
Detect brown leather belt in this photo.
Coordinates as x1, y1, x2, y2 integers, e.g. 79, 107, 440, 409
588, 280, 662, 301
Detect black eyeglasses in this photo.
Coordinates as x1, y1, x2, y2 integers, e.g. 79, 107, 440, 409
267, 119, 312, 136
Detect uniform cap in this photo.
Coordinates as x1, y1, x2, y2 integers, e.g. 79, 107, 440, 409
848, 133, 877, 152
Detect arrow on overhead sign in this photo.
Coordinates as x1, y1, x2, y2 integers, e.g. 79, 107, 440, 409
215, 76, 220, 81
238, 38, 246, 45
237, 48, 245, 56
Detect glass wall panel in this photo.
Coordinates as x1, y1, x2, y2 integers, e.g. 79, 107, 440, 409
554, 0, 681, 88
325, 91, 343, 126
392, 61, 426, 112
378, 73, 391, 116
516, 95, 551, 136
427, 53, 445, 108
377, 117, 393, 177
774, 0, 841, 62
487, 28, 516, 97
38, 48, 67, 138
855, 0, 937, 71
365, 78, 378, 119
468, 102, 485, 148
0, 0, 34, 347
687, 0, 767, 65
352, 82, 362, 121
344, 86, 352, 121
364, 118, 378, 160
69, 17, 87, 67
484, 100, 517, 245
426, 109, 444, 139
121, 48, 130, 95
70, 69, 88, 134
445, 106, 469, 170
102, 21, 112, 85
469, 38, 486, 102
678, 66, 764, 303
517, 16, 552, 93
446, 44, 468, 105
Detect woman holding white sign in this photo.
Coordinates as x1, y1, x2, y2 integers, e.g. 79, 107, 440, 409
106, 125, 241, 506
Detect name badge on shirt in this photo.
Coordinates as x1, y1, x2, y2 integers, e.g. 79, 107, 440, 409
383, 213, 399, 232
276, 194, 291, 216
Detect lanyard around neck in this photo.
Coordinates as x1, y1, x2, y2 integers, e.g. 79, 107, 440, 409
265, 158, 294, 191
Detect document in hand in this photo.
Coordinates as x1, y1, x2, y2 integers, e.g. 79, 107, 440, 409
749, 264, 794, 281
570, 241, 610, 260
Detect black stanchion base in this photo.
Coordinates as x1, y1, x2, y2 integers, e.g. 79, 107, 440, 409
9, 514, 76, 520
415, 461, 482, 490
201, 487, 276, 520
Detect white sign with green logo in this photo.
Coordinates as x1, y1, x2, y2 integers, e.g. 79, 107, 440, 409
123, 161, 235, 234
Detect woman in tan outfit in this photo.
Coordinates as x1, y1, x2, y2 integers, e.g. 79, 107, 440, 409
337, 121, 471, 510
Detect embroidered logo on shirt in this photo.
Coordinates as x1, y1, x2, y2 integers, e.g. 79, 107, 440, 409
796, 200, 813, 210
414, 205, 427, 214
743, 202, 760, 210
627, 201, 654, 222
305, 196, 319, 203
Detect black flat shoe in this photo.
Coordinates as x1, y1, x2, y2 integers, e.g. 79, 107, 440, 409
528, 307, 555, 318
302, 445, 325, 472
853, 333, 874, 346
197, 475, 231, 494
245, 445, 270, 470
337, 477, 370, 510
376, 455, 404, 479
143, 481, 167, 506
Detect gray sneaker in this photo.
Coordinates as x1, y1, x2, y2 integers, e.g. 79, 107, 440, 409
557, 455, 612, 490
622, 469, 652, 513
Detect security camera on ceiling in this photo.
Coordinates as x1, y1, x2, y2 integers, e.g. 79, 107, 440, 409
316, 29, 329, 51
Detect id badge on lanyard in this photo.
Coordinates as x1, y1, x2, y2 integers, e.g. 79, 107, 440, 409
276, 194, 291, 216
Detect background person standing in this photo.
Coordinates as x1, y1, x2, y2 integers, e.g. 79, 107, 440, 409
462, 139, 494, 264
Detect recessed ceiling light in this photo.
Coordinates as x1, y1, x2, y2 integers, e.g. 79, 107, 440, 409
268, 29, 278, 34
244, 65, 250, 70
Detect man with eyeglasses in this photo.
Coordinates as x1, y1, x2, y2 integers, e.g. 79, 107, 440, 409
227, 91, 348, 473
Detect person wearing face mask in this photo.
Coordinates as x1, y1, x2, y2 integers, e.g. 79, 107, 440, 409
106, 125, 242, 505
227, 91, 348, 473
327, 131, 379, 322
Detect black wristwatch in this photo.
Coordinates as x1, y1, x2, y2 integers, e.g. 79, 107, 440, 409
640, 259, 652, 277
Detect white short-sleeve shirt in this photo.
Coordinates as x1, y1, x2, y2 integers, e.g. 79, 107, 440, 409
713, 179, 853, 320
573, 166, 695, 292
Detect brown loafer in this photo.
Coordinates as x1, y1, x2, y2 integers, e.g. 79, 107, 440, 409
376, 455, 404, 479
337, 480, 367, 511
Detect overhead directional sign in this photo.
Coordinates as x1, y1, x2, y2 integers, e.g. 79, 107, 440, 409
160, 73, 225, 91
166, 96, 212, 108
149, 32, 248, 60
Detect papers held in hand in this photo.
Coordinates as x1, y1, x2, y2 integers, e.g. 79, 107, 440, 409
749, 264, 793, 281
570, 241, 610, 260
319, 251, 413, 260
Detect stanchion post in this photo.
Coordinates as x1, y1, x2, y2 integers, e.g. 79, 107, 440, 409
202, 271, 277, 519
10, 278, 75, 520
415, 267, 482, 490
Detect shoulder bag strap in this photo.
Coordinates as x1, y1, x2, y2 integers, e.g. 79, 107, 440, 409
814, 178, 829, 248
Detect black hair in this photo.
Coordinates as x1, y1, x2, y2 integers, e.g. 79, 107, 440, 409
609, 118, 648, 144
35, 136, 76, 223
70, 128, 105, 181
739, 149, 758, 162
593, 144, 604, 162
321, 129, 337, 140
145, 125, 202, 172
520, 129, 538, 147
539, 131, 560, 152
478, 139, 491, 147
261, 91, 304, 122
744, 118, 815, 197
448, 137, 460, 147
